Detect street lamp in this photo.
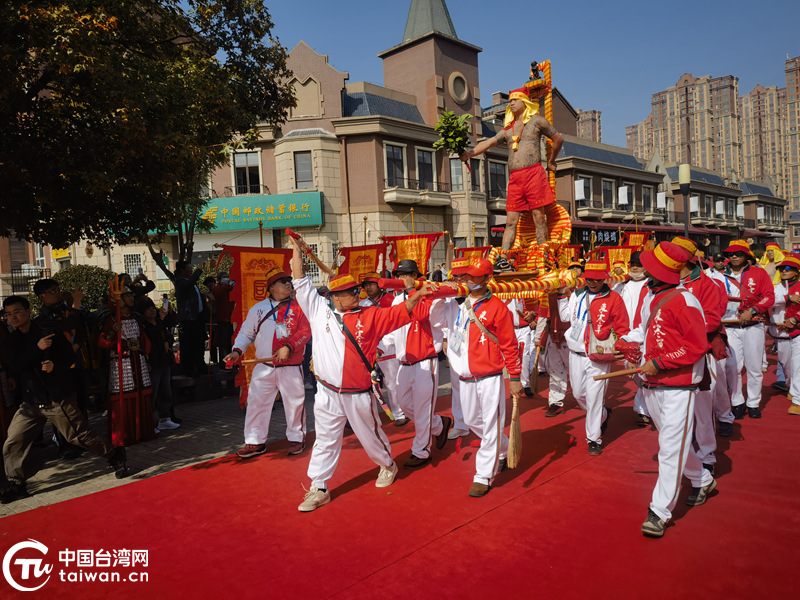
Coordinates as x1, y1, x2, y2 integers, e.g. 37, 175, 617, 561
679, 163, 691, 239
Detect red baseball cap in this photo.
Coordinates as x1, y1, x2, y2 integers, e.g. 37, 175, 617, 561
465, 257, 493, 277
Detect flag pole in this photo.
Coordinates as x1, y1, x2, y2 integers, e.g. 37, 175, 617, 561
410, 207, 415, 235
363, 215, 368, 246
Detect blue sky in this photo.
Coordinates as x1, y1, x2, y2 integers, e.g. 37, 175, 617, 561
268, 0, 800, 148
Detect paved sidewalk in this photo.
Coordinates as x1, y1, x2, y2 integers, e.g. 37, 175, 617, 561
1, 363, 454, 518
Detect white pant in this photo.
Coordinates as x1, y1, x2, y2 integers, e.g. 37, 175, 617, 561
307, 385, 393, 489
459, 374, 508, 485
244, 364, 306, 444
396, 358, 443, 459
544, 338, 569, 406
727, 324, 765, 408
694, 355, 717, 466
515, 327, 532, 388
449, 367, 468, 431
378, 356, 405, 420
713, 351, 735, 423
776, 338, 792, 389
568, 353, 611, 444
788, 336, 800, 406
643, 387, 714, 522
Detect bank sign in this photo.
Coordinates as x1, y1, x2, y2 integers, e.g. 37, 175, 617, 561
200, 192, 323, 231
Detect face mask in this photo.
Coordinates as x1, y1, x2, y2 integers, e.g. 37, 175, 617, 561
221, 278, 229, 284
466, 282, 482, 291
629, 270, 646, 281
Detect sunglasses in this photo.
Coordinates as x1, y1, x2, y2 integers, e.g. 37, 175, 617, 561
725, 251, 747, 258
275, 277, 292, 285
779, 266, 797, 272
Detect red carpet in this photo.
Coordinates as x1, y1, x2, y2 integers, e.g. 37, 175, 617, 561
2, 367, 798, 599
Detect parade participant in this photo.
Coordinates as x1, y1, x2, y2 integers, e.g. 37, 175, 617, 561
437, 258, 522, 496
442, 258, 471, 439
770, 254, 800, 415
543, 289, 570, 417
721, 240, 774, 419
225, 269, 311, 458
615, 241, 715, 538
672, 237, 727, 475
98, 286, 156, 444
558, 259, 630, 455
1, 297, 128, 504
503, 296, 533, 392
389, 260, 451, 469
359, 272, 407, 427
568, 259, 585, 280
615, 251, 652, 425
289, 237, 434, 512
461, 87, 563, 265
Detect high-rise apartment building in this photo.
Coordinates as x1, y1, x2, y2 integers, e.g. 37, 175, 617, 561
739, 84, 785, 197
786, 56, 800, 209
576, 109, 601, 142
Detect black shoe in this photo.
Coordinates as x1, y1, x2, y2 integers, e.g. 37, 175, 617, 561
717, 421, 734, 437
107, 446, 130, 479
0, 483, 31, 504
601, 407, 612, 435
747, 407, 762, 419
436, 416, 452, 450
394, 417, 409, 427
61, 447, 84, 460
636, 413, 652, 427
497, 458, 508, 473
732, 404, 746, 420
169, 416, 183, 424
403, 454, 432, 469
686, 479, 717, 506
587, 441, 602, 456
702, 463, 715, 476
545, 404, 564, 418
493, 256, 515, 273
523, 387, 534, 397
771, 382, 790, 392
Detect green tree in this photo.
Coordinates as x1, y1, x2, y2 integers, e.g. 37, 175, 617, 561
0, 1, 296, 280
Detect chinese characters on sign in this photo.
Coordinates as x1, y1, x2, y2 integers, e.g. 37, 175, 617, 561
199, 192, 323, 232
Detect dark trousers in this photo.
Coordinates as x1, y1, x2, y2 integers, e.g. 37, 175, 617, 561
3, 396, 113, 485
150, 364, 174, 419
211, 321, 234, 364
179, 318, 206, 376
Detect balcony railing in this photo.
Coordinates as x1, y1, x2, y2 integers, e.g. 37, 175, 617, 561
11, 267, 51, 294
489, 188, 506, 199
224, 184, 271, 197
384, 178, 451, 193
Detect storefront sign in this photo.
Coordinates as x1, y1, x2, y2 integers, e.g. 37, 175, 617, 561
199, 192, 323, 231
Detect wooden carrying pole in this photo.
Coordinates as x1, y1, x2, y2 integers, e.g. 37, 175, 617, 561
593, 367, 639, 381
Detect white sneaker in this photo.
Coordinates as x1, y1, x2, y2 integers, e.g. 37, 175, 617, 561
298, 487, 330, 512
375, 462, 398, 488
154, 427, 160, 435
158, 418, 181, 430
447, 428, 470, 440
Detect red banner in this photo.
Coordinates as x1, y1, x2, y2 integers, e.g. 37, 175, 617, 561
383, 233, 442, 274
337, 243, 387, 279
557, 244, 583, 267
220, 245, 293, 407
454, 246, 492, 261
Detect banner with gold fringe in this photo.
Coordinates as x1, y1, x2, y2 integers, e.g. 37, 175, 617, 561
622, 231, 652, 250
337, 243, 387, 279
219, 245, 293, 408
383, 233, 443, 274
453, 246, 492, 261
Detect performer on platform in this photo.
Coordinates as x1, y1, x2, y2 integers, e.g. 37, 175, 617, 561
558, 260, 630, 455
615, 241, 715, 538
616, 251, 652, 425
672, 237, 727, 475
1, 296, 128, 504
720, 240, 774, 419
359, 272, 407, 426
98, 286, 156, 445
289, 237, 433, 512
770, 254, 800, 415
437, 258, 522, 496
460, 87, 563, 265
389, 260, 451, 470
225, 268, 311, 458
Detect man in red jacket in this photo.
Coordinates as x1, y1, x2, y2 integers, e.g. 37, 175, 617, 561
558, 259, 630, 455
672, 237, 728, 474
439, 258, 522, 496
289, 236, 434, 511
771, 254, 800, 415
225, 268, 312, 458
616, 241, 715, 538
722, 239, 775, 419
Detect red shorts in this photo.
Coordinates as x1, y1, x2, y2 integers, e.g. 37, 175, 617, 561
506, 163, 555, 212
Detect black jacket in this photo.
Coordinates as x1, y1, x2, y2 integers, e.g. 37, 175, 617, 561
175, 268, 204, 321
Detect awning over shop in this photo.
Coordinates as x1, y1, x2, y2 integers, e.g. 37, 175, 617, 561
743, 229, 777, 238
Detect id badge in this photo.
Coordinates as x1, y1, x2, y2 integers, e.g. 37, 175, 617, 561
449, 330, 464, 353
569, 319, 584, 342
276, 323, 289, 339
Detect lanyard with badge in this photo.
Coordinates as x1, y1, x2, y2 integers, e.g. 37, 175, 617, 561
450, 299, 485, 353
274, 300, 292, 339
570, 293, 591, 342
